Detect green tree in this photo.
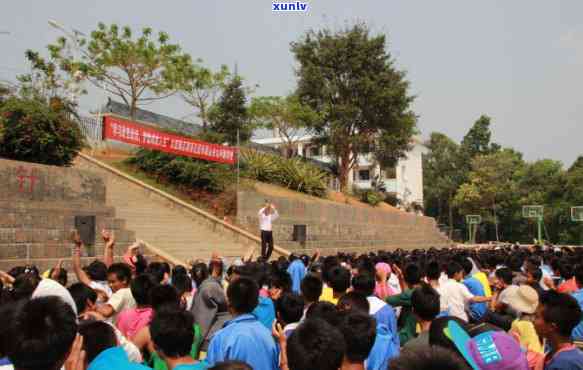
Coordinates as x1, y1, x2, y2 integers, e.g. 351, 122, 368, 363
46, 23, 192, 118
460, 115, 500, 158
454, 149, 525, 241
181, 64, 230, 130
291, 23, 417, 192
249, 95, 321, 158
0, 96, 84, 166
208, 76, 251, 145
423, 132, 465, 237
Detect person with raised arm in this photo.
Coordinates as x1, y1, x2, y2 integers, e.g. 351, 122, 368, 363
258, 200, 279, 260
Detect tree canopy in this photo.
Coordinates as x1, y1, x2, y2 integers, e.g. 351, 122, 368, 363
291, 23, 417, 191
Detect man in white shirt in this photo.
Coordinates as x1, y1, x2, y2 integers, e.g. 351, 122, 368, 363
440, 262, 491, 322
258, 201, 279, 260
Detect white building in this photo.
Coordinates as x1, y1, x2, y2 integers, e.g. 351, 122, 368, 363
252, 133, 426, 208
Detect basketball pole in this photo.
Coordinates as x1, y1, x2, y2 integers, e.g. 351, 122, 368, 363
537, 215, 543, 245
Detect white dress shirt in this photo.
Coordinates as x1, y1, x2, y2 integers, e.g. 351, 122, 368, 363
259, 207, 279, 231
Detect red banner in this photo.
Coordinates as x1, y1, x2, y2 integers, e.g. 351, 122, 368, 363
102, 115, 236, 165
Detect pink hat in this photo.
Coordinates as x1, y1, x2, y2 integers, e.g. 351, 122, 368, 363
375, 262, 391, 275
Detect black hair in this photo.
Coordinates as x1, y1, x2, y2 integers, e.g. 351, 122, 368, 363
172, 273, 193, 297
287, 319, 346, 370
0, 301, 24, 357
411, 283, 440, 321
208, 361, 252, 370
68, 282, 97, 314
49, 267, 68, 287
131, 274, 158, 306
389, 345, 470, 370
270, 270, 292, 293
529, 268, 543, 282
191, 263, 209, 288
461, 259, 473, 276
305, 301, 341, 327
337, 291, 370, 314
575, 264, 583, 287
11, 273, 41, 301
540, 290, 582, 337
85, 260, 108, 281
172, 265, 188, 278
328, 266, 351, 294
150, 309, 195, 358
150, 284, 180, 312
560, 263, 574, 280
339, 312, 376, 363
107, 263, 132, 284
276, 293, 304, 325
429, 316, 469, 352
495, 267, 513, 285
146, 262, 166, 284
351, 273, 375, 297
78, 320, 117, 364
300, 274, 323, 303
404, 263, 422, 286
6, 296, 77, 370
227, 277, 259, 314
426, 261, 441, 281
134, 254, 148, 275
446, 262, 463, 279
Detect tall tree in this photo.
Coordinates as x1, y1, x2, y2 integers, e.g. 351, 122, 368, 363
461, 115, 500, 158
181, 64, 230, 130
423, 132, 465, 237
208, 76, 251, 145
454, 149, 525, 241
291, 23, 417, 192
249, 95, 321, 157
46, 23, 192, 118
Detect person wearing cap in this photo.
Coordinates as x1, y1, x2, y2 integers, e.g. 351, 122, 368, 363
507, 285, 543, 354
447, 319, 530, 370
535, 290, 583, 370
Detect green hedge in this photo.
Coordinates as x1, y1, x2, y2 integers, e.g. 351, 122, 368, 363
126, 149, 234, 193
240, 149, 328, 197
0, 97, 84, 166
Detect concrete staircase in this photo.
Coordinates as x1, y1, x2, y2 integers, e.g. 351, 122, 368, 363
74, 154, 288, 265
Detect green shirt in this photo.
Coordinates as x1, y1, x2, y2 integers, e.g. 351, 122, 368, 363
386, 288, 417, 345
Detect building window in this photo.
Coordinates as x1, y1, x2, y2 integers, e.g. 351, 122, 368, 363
309, 146, 321, 157
383, 166, 397, 179
358, 169, 371, 181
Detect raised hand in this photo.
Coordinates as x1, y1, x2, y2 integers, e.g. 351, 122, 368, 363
70, 230, 82, 247
64, 334, 86, 370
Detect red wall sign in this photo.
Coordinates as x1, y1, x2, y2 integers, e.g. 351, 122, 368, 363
102, 115, 236, 165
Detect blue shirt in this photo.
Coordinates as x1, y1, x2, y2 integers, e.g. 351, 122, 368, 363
206, 314, 279, 370
545, 348, 583, 370
175, 363, 208, 370
252, 296, 276, 330
464, 276, 487, 320
88, 347, 151, 370
287, 260, 306, 294
366, 323, 399, 370
368, 296, 400, 351
571, 289, 583, 340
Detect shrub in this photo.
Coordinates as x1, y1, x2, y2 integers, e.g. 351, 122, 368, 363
360, 189, 384, 206
240, 149, 328, 197
127, 148, 234, 193
0, 97, 84, 166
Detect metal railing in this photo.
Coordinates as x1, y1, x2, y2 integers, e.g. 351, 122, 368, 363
77, 115, 103, 142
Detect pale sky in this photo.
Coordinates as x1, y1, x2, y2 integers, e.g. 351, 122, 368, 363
1, 1, 582, 166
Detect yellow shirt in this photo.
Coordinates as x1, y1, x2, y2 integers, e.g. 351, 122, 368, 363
511, 319, 543, 354
319, 286, 339, 305
473, 271, 492, 297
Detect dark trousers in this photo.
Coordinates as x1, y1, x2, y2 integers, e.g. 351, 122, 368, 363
261, 230, 274, 260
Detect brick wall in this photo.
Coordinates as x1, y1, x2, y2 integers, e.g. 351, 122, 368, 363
237, 191, 452, 255
0, 158, 134, 272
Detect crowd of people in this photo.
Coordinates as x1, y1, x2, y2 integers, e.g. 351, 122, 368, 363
1, 231, 583, 370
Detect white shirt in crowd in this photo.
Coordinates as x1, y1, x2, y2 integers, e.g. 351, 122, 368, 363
107, 287, 136, 323
440, 278, 474, 322
258, 207, 279, 231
